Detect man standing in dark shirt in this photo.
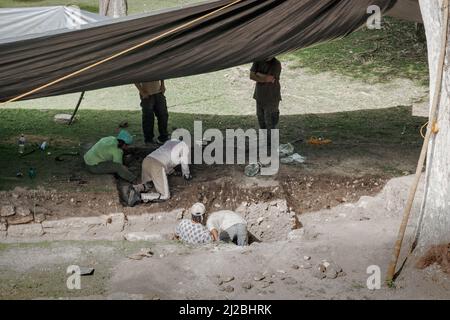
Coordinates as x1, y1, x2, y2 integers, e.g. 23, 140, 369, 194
250, 57, 282, 133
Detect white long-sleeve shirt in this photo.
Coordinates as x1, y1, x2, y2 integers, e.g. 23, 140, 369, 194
206, 210, 247, 232
148, 140, 190, 176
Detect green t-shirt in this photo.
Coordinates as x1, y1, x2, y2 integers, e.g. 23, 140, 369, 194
84, 136, 123, 166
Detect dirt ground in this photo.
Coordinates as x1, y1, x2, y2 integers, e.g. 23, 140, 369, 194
0, 148, 391, 221
0, 175, 449, 300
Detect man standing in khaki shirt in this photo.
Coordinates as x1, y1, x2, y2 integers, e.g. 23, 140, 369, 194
135, 80, 169, 145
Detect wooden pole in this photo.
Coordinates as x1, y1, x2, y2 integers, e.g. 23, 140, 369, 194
386, 0, 449, 282
69, 91, 85, 125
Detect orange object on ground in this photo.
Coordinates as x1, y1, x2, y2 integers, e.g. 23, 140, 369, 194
307, 137, 332, 145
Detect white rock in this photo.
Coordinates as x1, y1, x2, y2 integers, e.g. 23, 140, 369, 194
287, 228, 305, 240
16, 207, 31, 217
1, 205, 15, 217
253, 273, 265, 281
221, 276, 235, 283
54, 113, 74, 124
124, 232, 164, 242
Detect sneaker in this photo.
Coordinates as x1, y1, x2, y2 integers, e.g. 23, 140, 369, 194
141, 192, 163, 203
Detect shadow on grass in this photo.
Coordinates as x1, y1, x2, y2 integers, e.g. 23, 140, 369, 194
0, 106, 425, 190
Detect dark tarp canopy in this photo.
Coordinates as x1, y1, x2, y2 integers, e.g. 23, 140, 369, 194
0, 0, 397, 102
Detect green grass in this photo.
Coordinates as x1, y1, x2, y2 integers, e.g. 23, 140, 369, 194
0, 107, 425, 190
284, 17, 428, 85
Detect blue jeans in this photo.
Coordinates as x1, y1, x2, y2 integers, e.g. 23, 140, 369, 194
219, 223, 248, 246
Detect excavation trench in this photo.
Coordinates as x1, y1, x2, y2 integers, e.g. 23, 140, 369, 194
0, 148, 388, 243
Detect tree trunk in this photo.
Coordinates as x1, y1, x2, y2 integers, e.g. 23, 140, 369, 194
99, 0, 128, 17
416, 0, 450, 250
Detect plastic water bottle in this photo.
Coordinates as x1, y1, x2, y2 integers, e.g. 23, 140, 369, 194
28, 167, 36, 179
18, 134, 26, 154
40, 141, 48, 151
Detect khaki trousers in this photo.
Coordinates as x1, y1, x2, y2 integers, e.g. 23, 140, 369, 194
141, 157, 170, 200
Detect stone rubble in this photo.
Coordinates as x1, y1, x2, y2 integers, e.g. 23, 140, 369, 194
241, 282, 253, 290
8, 215, 34, 225
253, 273, 265, 281
221, 276, 235, 283
1, 205, 15, 217
311, 260, 345, 280
220, 285, 234, 293
16, 207, 31, 217
236, 199, 301, 241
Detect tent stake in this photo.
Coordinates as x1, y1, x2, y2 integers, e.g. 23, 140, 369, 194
69, 91, 85, 125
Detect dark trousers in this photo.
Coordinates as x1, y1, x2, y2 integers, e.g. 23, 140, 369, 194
86, 161, 136, 183
256, 101, 280, 147
256, 101, 280, 130
140, 93, 169, 143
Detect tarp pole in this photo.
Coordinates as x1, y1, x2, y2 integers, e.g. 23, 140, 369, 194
69, 91, 85, 125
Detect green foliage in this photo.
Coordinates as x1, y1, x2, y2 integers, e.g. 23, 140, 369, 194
283, 18, 428, 85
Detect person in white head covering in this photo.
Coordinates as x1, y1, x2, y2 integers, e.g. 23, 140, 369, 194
174, 203, 212, 245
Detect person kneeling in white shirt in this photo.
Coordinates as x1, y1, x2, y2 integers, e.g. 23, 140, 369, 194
135, 139, 192, 202
206, 210, 248, 246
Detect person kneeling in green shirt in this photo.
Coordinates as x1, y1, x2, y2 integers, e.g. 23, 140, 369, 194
84, 130, 136, 183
